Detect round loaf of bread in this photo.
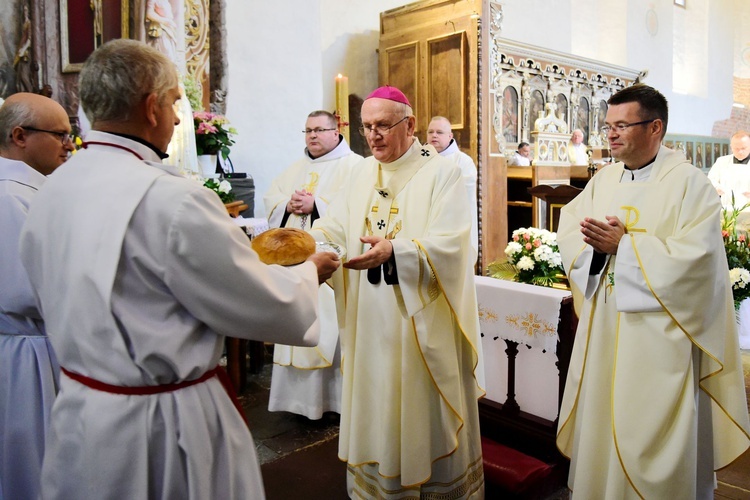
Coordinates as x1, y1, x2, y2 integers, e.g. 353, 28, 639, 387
251, 228, 316, 266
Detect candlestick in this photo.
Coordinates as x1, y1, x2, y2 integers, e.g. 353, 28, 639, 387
335, 74, 349, 143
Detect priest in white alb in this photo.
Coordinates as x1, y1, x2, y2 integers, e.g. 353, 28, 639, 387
557, 84, 750, 500
0, 93, 74, 500
18, 39, 340, 500
264, 110, 361, 419
310, 86, 485, 499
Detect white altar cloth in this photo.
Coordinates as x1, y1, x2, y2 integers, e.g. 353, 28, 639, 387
475, 276, 572, 420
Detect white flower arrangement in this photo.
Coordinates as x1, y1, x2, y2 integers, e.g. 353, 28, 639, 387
202, 177, 235, 203
498, 227, 565, 287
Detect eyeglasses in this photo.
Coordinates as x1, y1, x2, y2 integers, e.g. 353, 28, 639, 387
21, 126, 72, 145
302, 128, 337, 134
601, 119, 656, 135
358, 117, 408, 137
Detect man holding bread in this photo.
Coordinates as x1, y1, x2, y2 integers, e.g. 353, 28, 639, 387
18, 39, 340, 499
310, 86, 485, 498
263, 110, 361, 420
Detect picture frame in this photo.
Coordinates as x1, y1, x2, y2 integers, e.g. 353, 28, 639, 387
60, 0, 129, 73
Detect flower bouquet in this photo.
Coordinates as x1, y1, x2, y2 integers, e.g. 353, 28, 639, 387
722, 200, 750, 309
203, 178, 235, 204
193, 111, 237, 159
488, 227, 565, 287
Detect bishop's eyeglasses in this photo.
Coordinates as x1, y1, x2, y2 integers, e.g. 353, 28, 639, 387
20, 126, 73, 145
600, 119, 655, 135
358, 117, 408, 137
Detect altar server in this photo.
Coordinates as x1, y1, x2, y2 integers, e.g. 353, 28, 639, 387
19, 39, 339, 499
557, 84, 750, 499
264, 110, 361, 419
310, 86, 485, 499
0, 92, 73, 500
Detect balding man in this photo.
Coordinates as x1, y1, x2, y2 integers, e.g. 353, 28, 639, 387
0, 93, 73, 499
567, 128, 588, 165
19, 39, 339, 499
311, 86, 484, 498
427, 116, 478, 251
707, 131, 750, 211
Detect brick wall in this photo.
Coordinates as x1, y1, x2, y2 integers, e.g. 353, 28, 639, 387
711, 77, 750, 138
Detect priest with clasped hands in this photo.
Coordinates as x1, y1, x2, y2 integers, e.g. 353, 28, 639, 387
556, 83, 750, 499
18, 39, 339, 499
309, 86, 485, 499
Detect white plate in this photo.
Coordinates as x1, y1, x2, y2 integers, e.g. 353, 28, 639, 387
316, 242, 346, 260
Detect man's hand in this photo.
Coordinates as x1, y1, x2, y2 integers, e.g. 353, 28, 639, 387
287, 190, 314, 215
306, 251, 340, 284
344, 236, 393, 270
580, 215, 626, 255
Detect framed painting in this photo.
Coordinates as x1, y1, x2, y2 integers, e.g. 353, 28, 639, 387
576, 97, 590, 145
554, 93, 568, 124
502, 86, 519, 144
60, 0, 128, 73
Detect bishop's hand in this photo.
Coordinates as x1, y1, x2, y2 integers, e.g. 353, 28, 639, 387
344, 235, 393, 270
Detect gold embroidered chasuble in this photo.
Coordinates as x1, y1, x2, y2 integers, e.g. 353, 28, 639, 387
557, 146, 750, 499
310, 140, 485, 498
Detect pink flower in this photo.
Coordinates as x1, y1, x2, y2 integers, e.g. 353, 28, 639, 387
525, 243, 532, 250
513, 235, 519, 242
533, 239, 541, 247
193, 111, 212, 121
196, 122, 218, 135
523, 233, 530, 241
722, 230, 729, 238
740, 234, 747, 243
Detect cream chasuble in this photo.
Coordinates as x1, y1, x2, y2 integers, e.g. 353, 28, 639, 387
557, 146, 750, 499
310, 140, 484, 499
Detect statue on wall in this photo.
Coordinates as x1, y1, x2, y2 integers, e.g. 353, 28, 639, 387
13, 3, 35, 93
145, 0, 179, 65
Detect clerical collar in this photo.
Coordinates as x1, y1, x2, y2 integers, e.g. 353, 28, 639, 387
734, 155, 750, 165
109, 132, 169, 160
623, 153, 658, 181
306, 134, 344, 160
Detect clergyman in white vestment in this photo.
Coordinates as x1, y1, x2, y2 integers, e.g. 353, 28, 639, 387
557, 84, 750, 500
567, 128, 588, 166
0, 93, 74, 500
18, 40, 340, 500
264, 110, 362, 419
707, 131, 750, 213
426, 115, 478, 252
310, 86, 485, 499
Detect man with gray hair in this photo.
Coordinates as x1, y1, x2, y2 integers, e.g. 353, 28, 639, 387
0, 92, 73, 500
19, 39, 339, 499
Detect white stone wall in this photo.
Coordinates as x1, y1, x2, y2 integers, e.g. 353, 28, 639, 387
226, 0, 738, 216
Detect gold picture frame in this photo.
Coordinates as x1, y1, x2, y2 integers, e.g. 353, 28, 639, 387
60, 0, 129, 73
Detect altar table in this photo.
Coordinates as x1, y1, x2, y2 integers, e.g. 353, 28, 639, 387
475, 275, 576, 461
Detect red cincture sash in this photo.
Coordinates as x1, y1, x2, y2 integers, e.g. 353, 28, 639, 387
60, 365, 247, 424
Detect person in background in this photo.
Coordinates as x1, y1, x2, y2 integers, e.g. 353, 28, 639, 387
19, 39, 339, 499
567, 128, 588, 165
508, 141, 531, 166
707, 130, 750, 211
0, 92, 74, 500
310, 86, 484, 498
263, 110, 361, 420
556, 83, 750, 499
426, 115, 478, 252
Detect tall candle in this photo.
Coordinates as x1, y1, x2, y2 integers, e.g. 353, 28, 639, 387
335, 74, 349, 143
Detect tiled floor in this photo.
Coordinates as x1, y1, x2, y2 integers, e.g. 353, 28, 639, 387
241, 348, 750, 499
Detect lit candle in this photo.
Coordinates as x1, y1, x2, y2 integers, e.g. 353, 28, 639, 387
335, 74, 349, 142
